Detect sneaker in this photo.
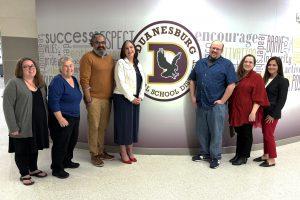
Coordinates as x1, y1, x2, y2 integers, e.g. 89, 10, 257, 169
210, 159, 220, 169
91, 156, 104, 167
99, 151, 114, 160
192, 154, 210, 162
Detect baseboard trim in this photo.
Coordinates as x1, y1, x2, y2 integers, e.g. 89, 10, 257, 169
75, 135, 300, 155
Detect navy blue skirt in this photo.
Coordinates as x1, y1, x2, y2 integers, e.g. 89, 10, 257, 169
113, 94, 140, 145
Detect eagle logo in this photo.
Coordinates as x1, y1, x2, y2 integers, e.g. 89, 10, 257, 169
157, 48, 182, 79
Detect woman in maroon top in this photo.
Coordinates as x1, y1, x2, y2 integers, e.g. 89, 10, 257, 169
228, 54, 269, 165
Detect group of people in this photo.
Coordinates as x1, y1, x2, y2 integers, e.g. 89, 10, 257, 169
190, 40, 289, 169
3, 33, 145, 185
3, 56, 84, 184
3, 36, 289, 186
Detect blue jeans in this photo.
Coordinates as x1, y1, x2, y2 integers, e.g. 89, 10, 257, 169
196, 104, 227, 160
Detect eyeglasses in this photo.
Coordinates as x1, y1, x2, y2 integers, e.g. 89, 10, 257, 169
23, 64, 36, 69
94, 41, 106, 45
210, 47, 222, 51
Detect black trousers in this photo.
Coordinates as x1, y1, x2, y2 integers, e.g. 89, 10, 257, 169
49, 114, 80, 172
15, 152, 38, 176
234, 124, 253, 158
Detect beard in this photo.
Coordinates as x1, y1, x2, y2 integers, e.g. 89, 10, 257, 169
208, 56, 216, 62
93, 47, 107, 57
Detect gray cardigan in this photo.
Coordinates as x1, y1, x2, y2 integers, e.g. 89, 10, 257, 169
3, 78, 48, 138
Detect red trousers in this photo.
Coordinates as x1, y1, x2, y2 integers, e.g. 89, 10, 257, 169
262, 119, 279, 158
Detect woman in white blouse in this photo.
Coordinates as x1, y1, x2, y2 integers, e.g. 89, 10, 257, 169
113, 40, 145, 164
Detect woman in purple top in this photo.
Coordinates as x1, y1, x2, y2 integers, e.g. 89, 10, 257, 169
48, 56, 82, 179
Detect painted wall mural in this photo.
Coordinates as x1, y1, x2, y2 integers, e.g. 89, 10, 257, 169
37, 0, 300, 148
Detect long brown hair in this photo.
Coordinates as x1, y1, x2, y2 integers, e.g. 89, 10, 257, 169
120, 40, 139, 67
263, 56, 284, 84
15, 57, 46, 88
236, 54, 256, 80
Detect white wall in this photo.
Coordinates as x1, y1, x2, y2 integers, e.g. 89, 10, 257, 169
0, 0, 36, 37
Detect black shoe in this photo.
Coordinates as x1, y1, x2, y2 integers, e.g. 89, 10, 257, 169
253, 156, 266, 162
259, 161, 275, 167
229, 155, 239, 163
64, 161, 80, 169
232, 157, 247, 165
52, 170, 70, 179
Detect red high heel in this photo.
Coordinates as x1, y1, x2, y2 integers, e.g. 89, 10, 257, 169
126, 149, 137, 162
119, 153, 132, 164
129, 157, 137, 162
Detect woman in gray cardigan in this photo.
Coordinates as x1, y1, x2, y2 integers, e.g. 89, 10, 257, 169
3, 57, 49, 185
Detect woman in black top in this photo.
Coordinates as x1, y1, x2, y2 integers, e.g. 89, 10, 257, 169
3, 58, 49, 185
253, 57, 289, 167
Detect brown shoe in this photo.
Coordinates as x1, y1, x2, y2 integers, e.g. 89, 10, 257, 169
99, 152, 114, 161
91, 155, 104, 167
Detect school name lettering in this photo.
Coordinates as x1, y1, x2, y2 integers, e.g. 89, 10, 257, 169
136, 25, 197, 54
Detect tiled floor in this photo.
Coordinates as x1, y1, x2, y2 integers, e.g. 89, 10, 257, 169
1, 77, 300, 200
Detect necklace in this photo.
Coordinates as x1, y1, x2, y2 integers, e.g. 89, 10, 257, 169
24, 79, 37, 90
